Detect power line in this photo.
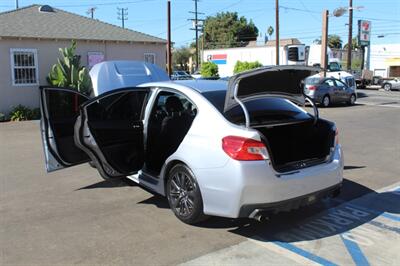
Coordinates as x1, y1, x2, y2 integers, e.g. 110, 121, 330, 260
56, 0, 157, 8
117, 7, 128, 28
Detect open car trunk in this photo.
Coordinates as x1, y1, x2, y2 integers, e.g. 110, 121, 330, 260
256, 118, 335, 172
223, 66, 334, 172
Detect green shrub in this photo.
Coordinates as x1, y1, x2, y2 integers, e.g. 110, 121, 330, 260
47, 40, 92, 95
200, 62, 219, 78
9, 105, 41, 121
233, 61, 263, 74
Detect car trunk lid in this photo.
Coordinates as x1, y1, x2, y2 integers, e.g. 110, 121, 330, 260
224, 65, 319, 112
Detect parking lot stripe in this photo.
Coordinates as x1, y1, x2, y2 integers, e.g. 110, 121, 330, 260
273, 241, 338, 266
340, 233, 370, 266
248, 238, 322, 266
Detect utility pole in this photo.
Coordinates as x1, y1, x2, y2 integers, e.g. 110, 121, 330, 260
189, 0, 204, 70
347, 0, 353, 71
15, 0, 19, 9
321, 10, 329, 77
195, 0, 198, 69
117, 7, 128, 29
275, 0, 280, 65
86, 7, 97, 19
167, 0, 172, 77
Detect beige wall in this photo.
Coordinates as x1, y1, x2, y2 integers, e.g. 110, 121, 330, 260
0, 38, 166, 114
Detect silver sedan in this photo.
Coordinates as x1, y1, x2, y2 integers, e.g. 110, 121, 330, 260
39, 64, 343, 224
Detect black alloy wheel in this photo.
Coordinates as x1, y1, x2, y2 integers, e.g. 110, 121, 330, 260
167, 164, 207, 224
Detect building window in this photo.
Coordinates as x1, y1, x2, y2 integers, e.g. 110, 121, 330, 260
10, 48, 39, 85
144, 53, 156, 64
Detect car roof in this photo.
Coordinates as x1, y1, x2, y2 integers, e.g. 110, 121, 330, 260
174, 79, 228, 93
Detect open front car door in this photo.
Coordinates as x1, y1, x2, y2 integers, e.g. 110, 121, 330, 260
40, 86, 91, 172
74, 88, 150, 180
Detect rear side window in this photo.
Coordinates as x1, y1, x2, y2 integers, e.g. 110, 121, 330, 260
323, 79, 335, 87
201, 90, 226, 113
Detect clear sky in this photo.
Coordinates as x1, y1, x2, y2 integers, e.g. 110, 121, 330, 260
1, 0, 399, 47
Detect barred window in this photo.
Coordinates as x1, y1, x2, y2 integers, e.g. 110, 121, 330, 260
10, 49, 39, 85
144, 53, 156, 64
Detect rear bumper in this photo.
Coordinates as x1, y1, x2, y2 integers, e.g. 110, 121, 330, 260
239, 183, 342, 218
305, 92, 324, 104
194, 144, 343, 218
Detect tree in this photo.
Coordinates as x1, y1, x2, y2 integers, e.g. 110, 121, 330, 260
312, 35, 343, 49
173, 46, 192, 71
233, 61, 262, 74
328, 34, 342, 49
203, 12, 258, 49
47, 40, 92, 95
200, 62, 219, 77
267, 26, 274, 40
313, 38, 321, 44
344, 37, 360, 50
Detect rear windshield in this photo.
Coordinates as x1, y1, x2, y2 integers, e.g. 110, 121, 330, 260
201, 90, 311, 126
305, 77, 321, 85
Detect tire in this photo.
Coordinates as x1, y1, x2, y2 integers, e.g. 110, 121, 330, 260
166, 164, 208, 224
322, 95, 330, 107
348, 94, 356, 105
383, 83, 392, 91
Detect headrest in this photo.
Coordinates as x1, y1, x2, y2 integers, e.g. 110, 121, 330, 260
165, 96, 183, 113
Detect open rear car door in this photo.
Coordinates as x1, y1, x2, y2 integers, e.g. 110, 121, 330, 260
40, 86, 150, 180
74, 88, 149, 179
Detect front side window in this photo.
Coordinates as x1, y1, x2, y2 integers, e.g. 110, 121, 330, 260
345, 77, 355, 87
335, 79, 347, 90
10, 48, 38, 85
144, 53, 156, 64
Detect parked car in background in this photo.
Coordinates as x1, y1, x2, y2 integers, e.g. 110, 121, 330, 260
304, 76, 357, 107
171, 70, 193, 80
326, 71, 356, 92
382, 78, 400, 91
191, 70, 202, 79
39, 65, 343, 224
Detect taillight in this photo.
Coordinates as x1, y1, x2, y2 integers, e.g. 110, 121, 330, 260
222, 136, 268, 161
308, 85, 317, 91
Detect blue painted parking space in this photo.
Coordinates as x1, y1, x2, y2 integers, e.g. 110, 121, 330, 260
182, 184, 400, 266
268, 185, 400, 265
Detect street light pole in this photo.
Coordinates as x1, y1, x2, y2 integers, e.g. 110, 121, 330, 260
347, 0, 353, 71
167, 0, 172, 77
275, 0, 280, 65
321, 10, 329, 77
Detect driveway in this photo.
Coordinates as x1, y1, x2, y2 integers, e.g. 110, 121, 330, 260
1, 101, 399, 265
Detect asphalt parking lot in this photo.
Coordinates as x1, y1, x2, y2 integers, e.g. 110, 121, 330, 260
1, 89, 399, 265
